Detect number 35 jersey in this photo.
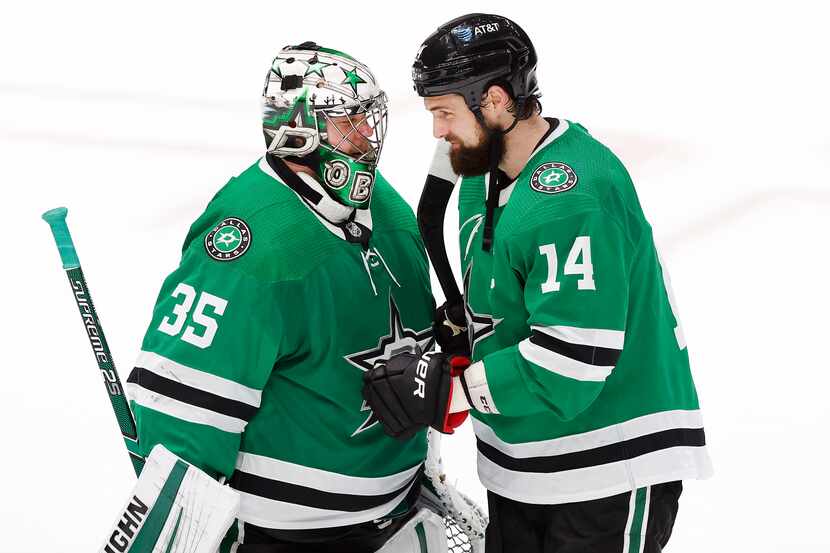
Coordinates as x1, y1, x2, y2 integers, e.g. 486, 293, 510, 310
126, 157, 434, 530
458, 120, 713, 505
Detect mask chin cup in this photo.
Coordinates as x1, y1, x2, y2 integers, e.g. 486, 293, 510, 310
318, 153, 376, 208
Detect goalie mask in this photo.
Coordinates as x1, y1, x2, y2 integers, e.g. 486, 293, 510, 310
262, 42, 388, 209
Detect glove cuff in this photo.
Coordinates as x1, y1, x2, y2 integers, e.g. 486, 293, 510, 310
439, 356, 471, 433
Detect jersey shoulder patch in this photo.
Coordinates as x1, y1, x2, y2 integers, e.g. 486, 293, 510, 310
529, 161, 579, 195
203, 216, 252, 262
180, 159, 341, 282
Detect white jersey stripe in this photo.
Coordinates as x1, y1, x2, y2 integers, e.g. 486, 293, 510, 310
136, 350, 262, 407
622, 488, 637, 553
477, 445, 712, 506
126, 382, 246, 434
235, 452, 422, 497
530, 325, 625, 350
519, 339, 614, 382
638, 487, 651, 553
237, 480, 417, 530
473, 409, 706, 458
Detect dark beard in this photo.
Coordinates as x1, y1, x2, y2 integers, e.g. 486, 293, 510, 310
449, 122, 504, 176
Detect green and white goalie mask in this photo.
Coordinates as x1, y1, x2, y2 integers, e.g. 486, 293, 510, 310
262, 43, 388, 209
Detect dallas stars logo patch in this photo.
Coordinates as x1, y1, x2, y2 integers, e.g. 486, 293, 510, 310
204, 217, 251, 261
530, 162, 578, 194
344, 295, 434, 436
463, 263, 503, 357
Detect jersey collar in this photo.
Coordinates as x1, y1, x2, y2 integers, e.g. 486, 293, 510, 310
484, 118, 571, 207
258, 155, 373, 244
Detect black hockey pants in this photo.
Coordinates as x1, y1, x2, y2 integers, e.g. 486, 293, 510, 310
229, 510, 412, 553
485, 481, 682, 553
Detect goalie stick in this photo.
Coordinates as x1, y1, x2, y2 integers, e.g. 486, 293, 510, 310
42, 207, 144, 476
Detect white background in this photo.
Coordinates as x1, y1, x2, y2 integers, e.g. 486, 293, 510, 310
2, 1, 829, 551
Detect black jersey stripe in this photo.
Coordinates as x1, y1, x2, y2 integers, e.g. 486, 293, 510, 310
128, 367, 258, 422
229, 466, 422, 513
528, 330, 622, 367
477, 428, 706, 474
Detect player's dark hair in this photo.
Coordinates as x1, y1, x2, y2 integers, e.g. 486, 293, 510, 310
487, 80, 542, 121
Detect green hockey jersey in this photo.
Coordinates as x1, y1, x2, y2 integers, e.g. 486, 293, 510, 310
457, 119, 712, 505
126, 156, 435, 530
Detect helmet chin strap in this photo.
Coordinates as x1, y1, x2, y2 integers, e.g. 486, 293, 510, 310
480, 107, 519, 252
285, 150, 320, 172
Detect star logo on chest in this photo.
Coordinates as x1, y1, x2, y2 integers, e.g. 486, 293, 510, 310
463, 262, 503, 357
344, 295, 434, 436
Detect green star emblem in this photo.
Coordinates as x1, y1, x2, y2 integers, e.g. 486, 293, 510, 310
213, 225, 242, 253
539, 167, 567, 186
204, 217, 252, 261
530, 161, 578, 194
341, 67, 366, 94
304, 57, 331, 78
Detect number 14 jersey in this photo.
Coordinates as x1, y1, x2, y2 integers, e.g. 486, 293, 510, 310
457, 119, 713, 505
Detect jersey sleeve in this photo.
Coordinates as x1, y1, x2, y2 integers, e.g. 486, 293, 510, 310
126, 244, 286, 479
465, 209, 631, 420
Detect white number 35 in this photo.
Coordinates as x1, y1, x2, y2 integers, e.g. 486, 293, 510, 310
157, 283, 228, 349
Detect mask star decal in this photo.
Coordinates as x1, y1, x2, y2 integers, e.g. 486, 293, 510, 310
344, 294, 434, 436
341, 67, 367, 95
463, 262, 503, 357
304, 56, 331, 78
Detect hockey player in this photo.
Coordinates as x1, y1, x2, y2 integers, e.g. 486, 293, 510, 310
102, 42, 457, 553
362, 14, 713, 553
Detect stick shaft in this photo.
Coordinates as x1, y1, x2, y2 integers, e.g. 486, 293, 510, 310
43, 207, 144, 476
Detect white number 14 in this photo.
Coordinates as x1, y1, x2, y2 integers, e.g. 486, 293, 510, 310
539, 236, 596, 293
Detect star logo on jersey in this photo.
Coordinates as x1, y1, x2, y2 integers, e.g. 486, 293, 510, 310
344, 295, 434, 436
340, 67, 367, 95
463, 262, 503, 357
216, 229, 241, 249
530, 162, 578, 194
204, 217, 251, 261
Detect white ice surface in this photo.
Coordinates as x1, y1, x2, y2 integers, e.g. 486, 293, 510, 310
2, 1, 829, 551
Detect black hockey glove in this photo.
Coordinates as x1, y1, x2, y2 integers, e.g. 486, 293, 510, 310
433, 301, 470, 357
362, 351, 470, 441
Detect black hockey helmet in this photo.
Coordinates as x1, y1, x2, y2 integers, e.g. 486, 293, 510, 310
412, 13, 539, 118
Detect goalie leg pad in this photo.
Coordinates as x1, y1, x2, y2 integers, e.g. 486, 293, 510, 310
100, 444, 240, 553
375, 509, 448, 553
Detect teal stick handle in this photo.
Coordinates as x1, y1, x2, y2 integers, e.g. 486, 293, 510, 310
42, 207, 81, 269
